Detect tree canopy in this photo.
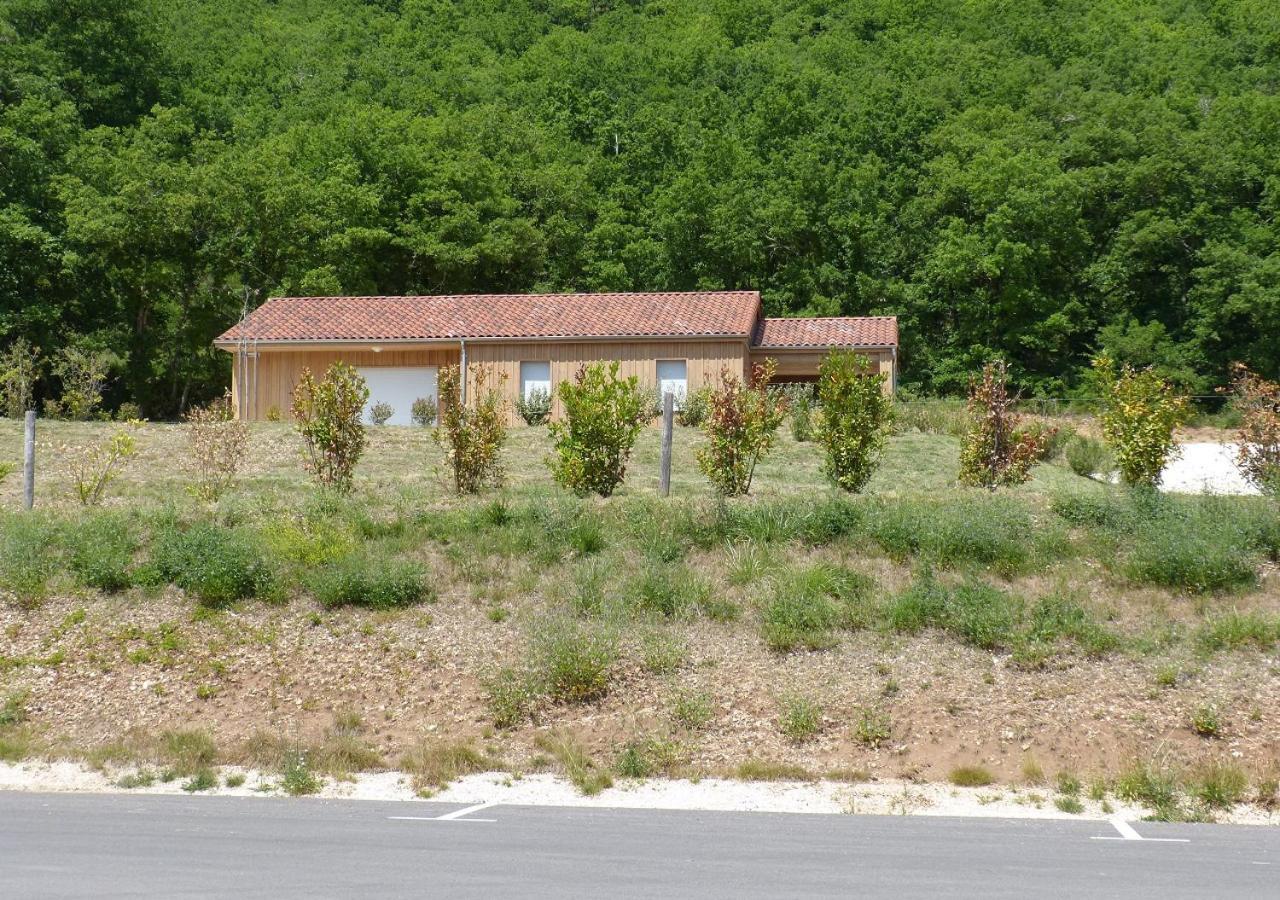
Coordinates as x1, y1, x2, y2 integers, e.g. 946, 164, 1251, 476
3, 0, 1280, 414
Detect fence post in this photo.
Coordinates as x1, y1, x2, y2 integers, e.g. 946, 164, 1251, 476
659, 391, 674, 498
23, 409, 35, 510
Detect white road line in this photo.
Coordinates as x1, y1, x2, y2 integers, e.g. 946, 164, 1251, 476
388, 801, 501, 824
436, 801, 500, 821
1088, 816, 1190, 843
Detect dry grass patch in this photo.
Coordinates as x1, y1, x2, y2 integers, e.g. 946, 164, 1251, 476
401, 739, 501, 796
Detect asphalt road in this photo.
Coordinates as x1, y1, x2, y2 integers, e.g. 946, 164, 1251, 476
1, 792, 1276, 898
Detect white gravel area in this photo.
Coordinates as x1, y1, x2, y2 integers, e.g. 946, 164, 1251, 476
1160, 443, 1259, 495
2, 761, 1276, 826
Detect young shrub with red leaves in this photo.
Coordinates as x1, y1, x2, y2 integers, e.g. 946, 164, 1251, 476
697, 359, 788, 496
958, 361, 1050, 489
1231, 364, 1280, 497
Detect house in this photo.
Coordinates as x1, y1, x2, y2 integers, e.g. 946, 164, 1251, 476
213, 292, 898, 425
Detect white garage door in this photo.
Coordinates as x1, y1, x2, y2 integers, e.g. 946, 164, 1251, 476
357, 366, 437, 426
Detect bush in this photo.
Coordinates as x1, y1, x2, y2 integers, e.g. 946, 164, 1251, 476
1025, 420, 1074, 461
291, 362, 368, 493
675, 384, 711, 428
760, 563, 875, 652
958, 361, 1050, 488
369, 401, 394, 425
434, 364, 508, 493
410, 397, 437, 427
697, 360, 787, 496
311, 555, 431, 609
816, 351, 893, 492
529, 616, 618, 703
1065, 435, 1112, 478
153, 523, 278, 607
0, 337, 40, 418
1231, 364, 1280, 496
548, 361, 648, 497
61, 423, 139, 505
515, 387, 552, 425
1093, 354, 1189, 487
185, 391, 248, 501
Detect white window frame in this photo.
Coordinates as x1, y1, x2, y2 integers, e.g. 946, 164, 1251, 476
656, 359, 688, 408
519, 360, 552, 402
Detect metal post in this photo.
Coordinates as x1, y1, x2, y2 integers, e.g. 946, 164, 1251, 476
22, 410, 35, 510
659, 391, 674, 498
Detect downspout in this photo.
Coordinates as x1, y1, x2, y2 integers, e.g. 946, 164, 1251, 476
459, 339, 468, 405
891, 346, 898, 394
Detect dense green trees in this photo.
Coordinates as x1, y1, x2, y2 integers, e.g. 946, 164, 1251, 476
3, 0, 1280, 415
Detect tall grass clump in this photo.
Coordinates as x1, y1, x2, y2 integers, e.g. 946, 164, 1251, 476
65, 512, 138, 592
884, 569, 1023, 651
311, 555, 432, 609
631, 564, 710, 619
152, 522, 278, 607
760, 563, 876, 652
1124, 518, 1258, 594
529, 615, 619, 703
0, 513, 61, 606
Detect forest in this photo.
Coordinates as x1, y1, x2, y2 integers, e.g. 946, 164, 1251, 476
2, 0, 1279, 416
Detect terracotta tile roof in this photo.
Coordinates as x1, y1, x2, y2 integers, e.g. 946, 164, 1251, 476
752, 316, 898, 349
215, 292, 762, 344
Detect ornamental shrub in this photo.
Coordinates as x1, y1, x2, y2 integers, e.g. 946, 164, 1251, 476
369, 401, 394, 425
62, 423, 140, 505
434, 364, 508, 494
291, 362, 368, 493
1231, 364, 1280, 497
410, 397, 437, 427
675, 384, 711, 428
185, 391, 248, 501
697, 359, 787, 496
1093, 355, 1189, 487
957, 361, 1050, 489
816, 351, 892, 492
515, 387, 552, 425
44, 345, 116, 420
548, 361, 648, 497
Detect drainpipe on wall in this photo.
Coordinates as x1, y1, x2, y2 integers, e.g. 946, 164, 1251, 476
459, 339, 468, 405
891, 346, 898, 393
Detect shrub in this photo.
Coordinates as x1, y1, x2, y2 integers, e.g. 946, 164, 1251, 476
0, 337, 40, 418
45, 345, 115, 420
153, 523, 277, 607
369, 401, 394, 425
817, 351, 893, 492
311, 555, 431, 609
777, 695, 823, 742
434, 364, 508, 494
291, 362, 368, 492
958, 361, 1049, 489
1093, 354, 1189, 487
760, 563, 875, 652
185, 392, 248, 501
1231, 364, 1280, 496
675, 384, 711, 428
1065, 434, 1112, 478
515, 387, 552, 425
697, 360, 787, 496
1024, 420, 1073, 461
529, 616, 618, 703
61, 423, 139, 505
548, 361, 648, 497
410, 397, 437, 427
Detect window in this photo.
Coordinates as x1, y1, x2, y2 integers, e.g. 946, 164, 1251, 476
656, 359, 688, 407
520, 360, 552, 401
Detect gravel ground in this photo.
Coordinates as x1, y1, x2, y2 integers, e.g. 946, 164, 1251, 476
1161, 443, 1260, 496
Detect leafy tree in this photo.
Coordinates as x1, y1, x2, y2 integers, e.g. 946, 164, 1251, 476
958, 361, 1049, 489
1092, 354, 1189, 488
434, 364, 508, 494
290, 362, 368, 492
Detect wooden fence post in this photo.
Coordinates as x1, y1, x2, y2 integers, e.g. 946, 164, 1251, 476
23, 409, 35, 510
659, 391, 674, 498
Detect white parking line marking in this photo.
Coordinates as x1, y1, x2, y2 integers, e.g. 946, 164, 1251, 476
388, 801, 501, 824
1089, 816, 1190, 843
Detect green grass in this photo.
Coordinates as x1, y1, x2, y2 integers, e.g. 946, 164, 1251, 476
949, 765, 996, 787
